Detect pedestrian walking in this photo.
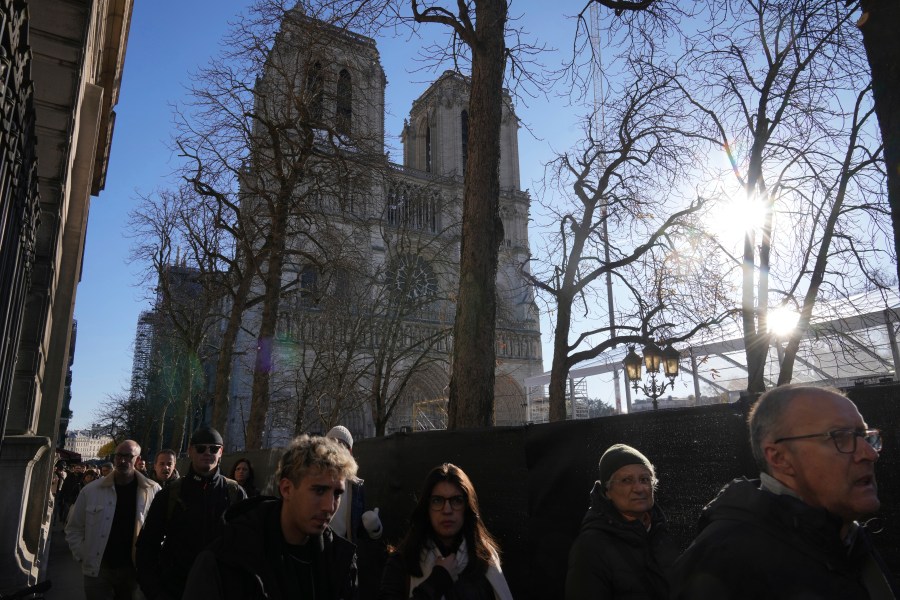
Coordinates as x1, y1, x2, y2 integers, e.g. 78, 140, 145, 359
229, 457, 259, 498
64, 440, 160, 600
135, 426, 245, 600
566, 444, 677, 600
183, 434, 358, 599
378, 463, 513, 600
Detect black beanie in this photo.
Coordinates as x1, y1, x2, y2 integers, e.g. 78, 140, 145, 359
598, 443, 653, 486
190, 426, 224, 446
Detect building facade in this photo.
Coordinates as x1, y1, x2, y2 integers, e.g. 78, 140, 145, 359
127, 263, 210, 457
225, 14, 542, 449
0, 0, 133, 588
63, 430, 113, 461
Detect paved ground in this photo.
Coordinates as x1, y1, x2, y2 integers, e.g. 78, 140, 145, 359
45, 524, 85, 600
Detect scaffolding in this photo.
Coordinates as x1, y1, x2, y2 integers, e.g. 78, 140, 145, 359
412, 397, 448, 431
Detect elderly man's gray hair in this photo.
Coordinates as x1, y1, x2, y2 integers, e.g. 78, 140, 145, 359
748, 384, 846, 473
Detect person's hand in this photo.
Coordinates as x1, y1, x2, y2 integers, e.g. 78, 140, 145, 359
361, 507, 383, 539
434, 550, 459, 580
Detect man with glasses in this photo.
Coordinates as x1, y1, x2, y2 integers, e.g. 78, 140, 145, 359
566, 443, 677, 599
65, 440, 161, 599
672, 385, 896, 599
182, 435, 358, 600
137, 426, 245, 600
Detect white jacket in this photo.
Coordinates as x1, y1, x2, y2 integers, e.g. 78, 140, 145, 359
65, 471, 160, 576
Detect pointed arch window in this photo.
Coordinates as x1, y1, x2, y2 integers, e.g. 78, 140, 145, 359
461, 110, 469, 175
298, 267, 319, 307
425, 125, 432, 173
336, 69, 352, 134
306, 61, 324, 121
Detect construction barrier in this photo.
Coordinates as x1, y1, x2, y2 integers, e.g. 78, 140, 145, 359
352, 385, 899, 599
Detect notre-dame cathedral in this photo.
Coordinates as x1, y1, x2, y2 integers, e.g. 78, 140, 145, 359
224, 12, 543, 448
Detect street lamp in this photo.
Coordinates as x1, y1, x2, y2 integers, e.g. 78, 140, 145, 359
623, 342, 681, 410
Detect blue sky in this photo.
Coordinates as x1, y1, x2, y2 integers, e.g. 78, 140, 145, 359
69, 1, 589, 429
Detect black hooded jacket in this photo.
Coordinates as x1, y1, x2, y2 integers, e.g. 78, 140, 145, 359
182, 496, 357, 600
565, 481, 677, 600
136, 466, 246, 599
670, 477, 898, 600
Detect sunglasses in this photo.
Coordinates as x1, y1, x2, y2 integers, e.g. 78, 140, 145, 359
193, 444, 222, 454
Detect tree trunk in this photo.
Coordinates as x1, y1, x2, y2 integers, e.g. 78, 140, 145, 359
779, 96, 867, 383
369, 349, 386, 436
169, 383, 188, 453
245, 202, 289, 449
548, 297, 574, 421
743, 121, 770, 394
293, 393, 309, 437
448, 0, 508, 429
742, 224, 768, 394
211, 250, 256, 432
856, 1, 900, 291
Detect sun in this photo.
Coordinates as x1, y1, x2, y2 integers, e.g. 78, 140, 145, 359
703, 194, 768, 242
767, 306, 800, 337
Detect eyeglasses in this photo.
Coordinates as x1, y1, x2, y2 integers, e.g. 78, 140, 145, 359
115, 453, 137, 461
611, 475, 654, 487
774, 428, 882, 454
193, 444, 222, 454
429, 495, 465, 511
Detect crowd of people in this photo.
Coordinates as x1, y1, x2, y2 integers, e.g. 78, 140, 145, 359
52, 385, 896, 599
564, 385, 896, 600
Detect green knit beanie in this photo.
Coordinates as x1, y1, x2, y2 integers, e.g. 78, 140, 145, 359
598, 443, 653, 486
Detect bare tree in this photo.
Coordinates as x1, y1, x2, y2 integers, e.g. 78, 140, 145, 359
93, 390, 153, 448
182, 179, 267, 432
590, 0, 900, 292
544, 0, 890, 400
408, 0, 509, 428
266, 187, 456, 437
365, 208, 455, 435
855, 0, 900, 291
663, 1, 889, 394
774, 83, 887, 383
270, 249, 376, 439
128, 187, 228, 451
171, 1, 391, 449
529, 63, 735, 420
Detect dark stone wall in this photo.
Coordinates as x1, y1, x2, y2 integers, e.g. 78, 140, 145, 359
0, 0, 39, 443
354, 388, 899, 599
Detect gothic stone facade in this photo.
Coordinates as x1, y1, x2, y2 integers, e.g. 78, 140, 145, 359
226, 18, 541, 448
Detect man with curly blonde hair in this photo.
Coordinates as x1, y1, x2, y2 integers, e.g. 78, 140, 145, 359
184, 435, 359, 599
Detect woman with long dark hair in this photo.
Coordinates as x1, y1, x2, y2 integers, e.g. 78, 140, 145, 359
378, 463, 513, 600
229, 457, 259, 497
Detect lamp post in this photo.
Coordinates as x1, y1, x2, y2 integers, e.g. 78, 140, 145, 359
623, 341, 680, 410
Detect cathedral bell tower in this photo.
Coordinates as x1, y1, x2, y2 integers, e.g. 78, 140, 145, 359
400, 71, 521, 191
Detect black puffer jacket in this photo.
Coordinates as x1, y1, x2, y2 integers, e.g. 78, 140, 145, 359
670, 477, 898, 599
182, 496, 357, 600
565, 482, 677, 600
136, 467, 246, 600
